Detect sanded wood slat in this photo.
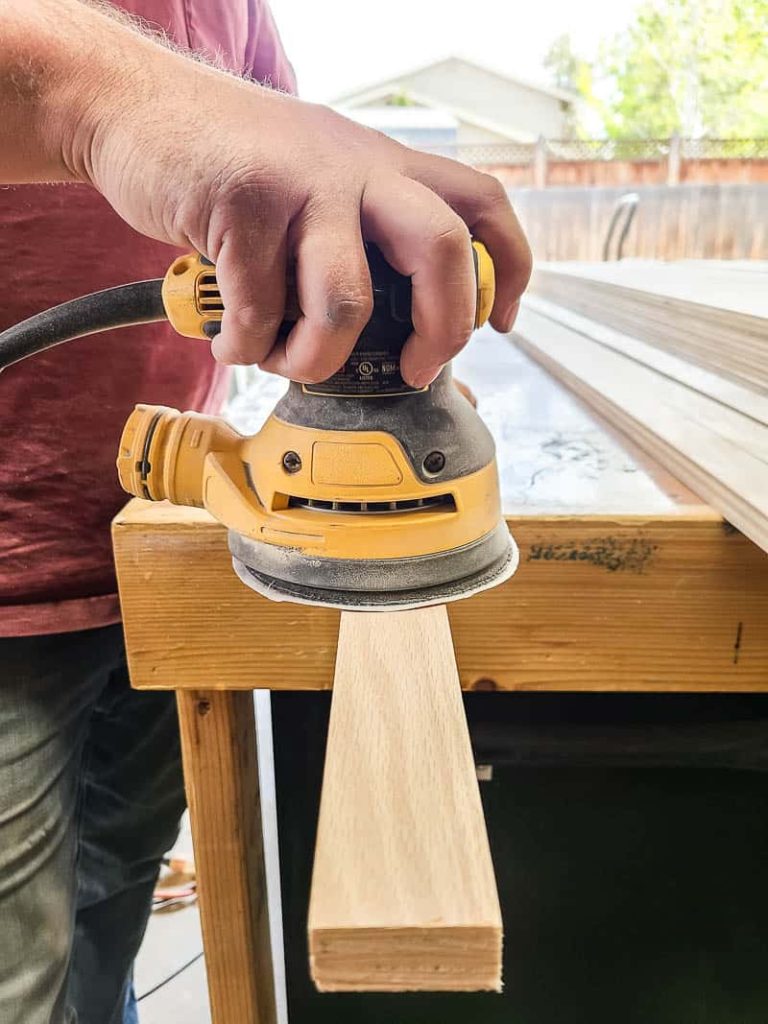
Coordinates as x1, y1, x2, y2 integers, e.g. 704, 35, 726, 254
308, 606, 502, 992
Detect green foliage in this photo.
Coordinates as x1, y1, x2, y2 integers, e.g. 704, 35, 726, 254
385, 91, 414, 107
546, 0, 768, 138
543, 34, 596, 136
544, 34, 583, 92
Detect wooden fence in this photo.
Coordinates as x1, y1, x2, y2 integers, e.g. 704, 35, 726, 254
425, 138, 768, 190
508, 184, 768, 262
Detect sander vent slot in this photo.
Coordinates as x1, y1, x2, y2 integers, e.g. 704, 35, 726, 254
286, 494, 456, 515
196, 272, 224, 313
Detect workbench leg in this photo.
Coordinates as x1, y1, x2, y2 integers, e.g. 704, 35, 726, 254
177, 690, 276, 1024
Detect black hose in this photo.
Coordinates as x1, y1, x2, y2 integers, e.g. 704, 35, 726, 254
0, 279, 167, 371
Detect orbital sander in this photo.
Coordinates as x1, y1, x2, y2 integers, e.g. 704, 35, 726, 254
0, 243, 517, 610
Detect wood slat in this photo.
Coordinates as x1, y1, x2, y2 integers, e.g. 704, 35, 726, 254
529, 261, 768, 393
535, 259, 768, 315
514, 305, 768, 556
525, 295, 768, 426
308, 607, 501, 992
112, 499, 768, 692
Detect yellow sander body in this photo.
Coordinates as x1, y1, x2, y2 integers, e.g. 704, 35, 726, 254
0, 243, 516, 610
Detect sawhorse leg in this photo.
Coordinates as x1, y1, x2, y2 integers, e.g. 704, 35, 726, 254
177, 690, 276, 1024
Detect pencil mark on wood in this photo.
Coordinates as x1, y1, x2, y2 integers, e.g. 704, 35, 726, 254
527, 536, 657, 573
733, 621, 744, 664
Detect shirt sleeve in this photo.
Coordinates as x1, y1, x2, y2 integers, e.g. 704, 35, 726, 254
245, 0, 298, 95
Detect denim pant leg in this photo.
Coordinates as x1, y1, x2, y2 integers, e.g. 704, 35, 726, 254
0, 625, 185, 1024
0, 628, 121, 1024
65, 637, 186, 1024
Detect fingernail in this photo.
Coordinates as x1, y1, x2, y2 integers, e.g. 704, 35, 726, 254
410, 364, 442, 389
500, 300, 520, 333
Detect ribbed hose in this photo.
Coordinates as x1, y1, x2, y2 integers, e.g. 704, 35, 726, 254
0, 279, 166, 371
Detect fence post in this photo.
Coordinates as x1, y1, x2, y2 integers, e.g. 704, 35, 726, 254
667, 133, 681, 185
532, 135, 548, 188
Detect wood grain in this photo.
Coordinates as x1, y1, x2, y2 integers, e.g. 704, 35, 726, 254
112, 499, 768, 692
177, 690, 275, 1024
514, 306, 768, 555
535, 259, 768, 315
525, 296, 768, 426
308, 607, 501, 992
528, 261, 768, 393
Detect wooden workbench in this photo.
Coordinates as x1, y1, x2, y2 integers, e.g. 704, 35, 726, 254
112, 329, 768, 1023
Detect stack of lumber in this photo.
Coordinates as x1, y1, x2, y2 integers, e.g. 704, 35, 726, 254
514, 260, 768, 554
528, 260, 768, 392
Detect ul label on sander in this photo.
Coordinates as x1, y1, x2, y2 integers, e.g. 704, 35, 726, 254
304, 350, 419, 397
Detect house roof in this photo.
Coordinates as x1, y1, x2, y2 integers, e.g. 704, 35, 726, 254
334, 85, 546, 145
332, 54, 577, 108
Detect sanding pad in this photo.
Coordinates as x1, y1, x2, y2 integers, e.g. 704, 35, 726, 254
230, 524, 518, 612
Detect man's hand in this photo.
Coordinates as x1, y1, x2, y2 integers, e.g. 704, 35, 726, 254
1, 0, 532, 388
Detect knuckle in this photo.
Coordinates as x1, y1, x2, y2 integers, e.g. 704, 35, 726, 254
508, 239, 534, 295
207, 171, 265, 232
323, 289, 373, 332
432, 318, 474, 361
476, 172, 509, 208
520, 238, 534, 278
212, 339, 251, 366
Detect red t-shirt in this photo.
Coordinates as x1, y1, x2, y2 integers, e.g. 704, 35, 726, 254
0, 0, 295, 636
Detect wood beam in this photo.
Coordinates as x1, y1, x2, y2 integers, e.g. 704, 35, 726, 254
112, 500, 768, 692
177, 690, 275, 1024
308, 607, 502, 991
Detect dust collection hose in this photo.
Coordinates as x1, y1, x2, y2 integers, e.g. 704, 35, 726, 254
0, 280, 166, 371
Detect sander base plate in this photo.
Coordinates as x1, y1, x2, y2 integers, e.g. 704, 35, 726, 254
230, 524, 518, 612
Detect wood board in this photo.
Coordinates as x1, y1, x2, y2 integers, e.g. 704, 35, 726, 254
513, 305, 768, 557
529, 261, 768, 393
112, 499, 768, 692
524, 295, 768, 426
534, 259, 768, 316
308, 606, 502, 992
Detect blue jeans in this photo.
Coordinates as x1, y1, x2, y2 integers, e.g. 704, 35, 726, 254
0, 625, 185, 1024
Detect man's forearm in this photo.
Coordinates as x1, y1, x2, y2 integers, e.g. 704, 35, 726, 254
2, 0, 101, 182
0, 0, 187, 185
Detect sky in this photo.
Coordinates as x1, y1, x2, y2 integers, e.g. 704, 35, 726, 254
269, 0, 640, 103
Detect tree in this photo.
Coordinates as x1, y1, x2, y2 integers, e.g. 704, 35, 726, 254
596, 0, 768, 138
543, 34, 596, 136
544, 0, 768, 138
544, 34, 583, 93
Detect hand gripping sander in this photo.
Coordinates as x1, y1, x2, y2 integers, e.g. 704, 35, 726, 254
0, 244, 518, 611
